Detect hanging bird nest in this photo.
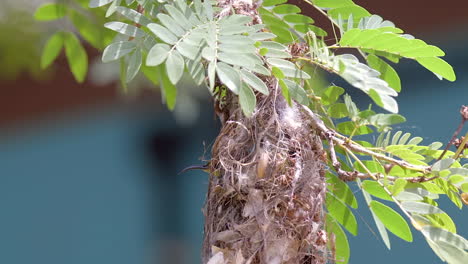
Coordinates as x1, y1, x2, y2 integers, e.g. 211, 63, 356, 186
203, 80, 328, 263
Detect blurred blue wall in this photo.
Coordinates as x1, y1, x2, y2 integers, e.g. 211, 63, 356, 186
0, 36, 467, 264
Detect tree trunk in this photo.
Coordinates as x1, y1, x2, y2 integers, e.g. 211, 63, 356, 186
203, 86, 327, 263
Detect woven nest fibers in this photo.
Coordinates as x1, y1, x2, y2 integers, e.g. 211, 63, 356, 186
203, 84, 329, 264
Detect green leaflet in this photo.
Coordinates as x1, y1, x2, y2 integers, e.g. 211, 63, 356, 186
105, 22, 146, 38
63, 32, 88, 83
40, 32, 65, 69
416, 57, 456, 81
328, 103, 348, 119
69, 10, 105, 49
89, 0, 114, 8
362, 181, 392, 201
340, 29, 456, 81
370, 200, 413, 242
115, 6, 152, 26
239, 84, 257, 117
401, 201, 444, 215
260, 1, 320, 43
166, 51, 185, 84
326, 193, 358, 235
310, 35, 399, 112
241, 70, 269, 95
34, 3, 68, 21
312, 0, 355, 8
366, 54, 401, 92
103, 41, 136, 63
321, 86, 345, 105
328, 6, 370, 21
126, 49, 142, 82
359, 179, 391, 249
282, 80, 309, 105
336, 121, 373, 135
326, 214, 350, 264
326, 172, 358, 209
157, 64, 177, 110
216, 62, 241, 94
422, 226, 468, 264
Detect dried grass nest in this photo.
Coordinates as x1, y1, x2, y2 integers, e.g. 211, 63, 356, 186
203, 83, 329, 264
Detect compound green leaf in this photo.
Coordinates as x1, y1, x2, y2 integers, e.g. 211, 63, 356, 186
370, 200, 413, 242
40, 32, 64, 69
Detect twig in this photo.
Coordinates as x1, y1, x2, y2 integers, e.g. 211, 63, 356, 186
453, 132, 468, 160
128, 5, 145, 41
302, 105, 431, 174
438, 105, 468, 160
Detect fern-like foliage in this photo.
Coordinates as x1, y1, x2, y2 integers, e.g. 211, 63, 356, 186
259, 0, 326, 43
33, 1, 467, 263
99, 0, 313, 115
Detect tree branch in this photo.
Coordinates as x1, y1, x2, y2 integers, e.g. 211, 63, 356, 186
302, 105, 431, 175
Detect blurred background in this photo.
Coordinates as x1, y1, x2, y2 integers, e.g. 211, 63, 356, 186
0, 0, 467, 263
